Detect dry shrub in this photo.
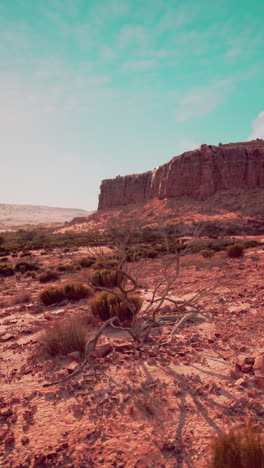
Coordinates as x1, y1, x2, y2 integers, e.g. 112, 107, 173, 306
15, 261, 39, 273
40, 318, 87, 356
79, 257, 96, 268
91, 291, 142, 322
63, 283, 92, 301
39, 286, 66, 306
201, 249, 215, 258
11, 293, 31, 305
39, 283, 92, 305
90, 269, 118, 288
209, 425, 264, 468
39, 270, 59, 283
227, 244, 244, 258
0, 264, 14, 277
92, 258, 119, 270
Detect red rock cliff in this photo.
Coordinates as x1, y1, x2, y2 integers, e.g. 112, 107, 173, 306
98, 140, 264, 210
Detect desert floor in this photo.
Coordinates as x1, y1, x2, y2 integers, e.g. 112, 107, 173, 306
0, 242, 263, 467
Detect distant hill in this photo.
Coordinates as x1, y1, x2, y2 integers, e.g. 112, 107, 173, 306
0, 204, 93, 230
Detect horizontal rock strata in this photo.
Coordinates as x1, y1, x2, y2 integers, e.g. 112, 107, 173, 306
98, 140, 264, 210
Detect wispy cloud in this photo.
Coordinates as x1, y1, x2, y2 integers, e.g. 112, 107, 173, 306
176, 79, 235, 122
248, 111, 264, 140
121, 58, 157, 72
118, 24, 149, 49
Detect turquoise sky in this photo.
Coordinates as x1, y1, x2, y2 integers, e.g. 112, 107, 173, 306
0, 0, 263, 210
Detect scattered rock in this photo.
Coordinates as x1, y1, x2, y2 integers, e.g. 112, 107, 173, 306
66, 362, 79, 374
95, 343, 113, 358
0, 333, 15, 342
22, 436, 30, 445
67, 351, 82, 363
235, 377, 248, 388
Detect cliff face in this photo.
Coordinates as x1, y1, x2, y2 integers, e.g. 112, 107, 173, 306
98, 140, 264, 210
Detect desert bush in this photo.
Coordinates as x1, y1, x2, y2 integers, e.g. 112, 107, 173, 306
92, 258, 119, 270
91, 291, 142, 322
0, 257, 8, 262
15, 261, 39, 273
79, 257, 96, 268
11, 293, 31, 305
40, 318, 87, 356
201, 249, 215, 258
0, 264, 14, 277
39, 270, 59, 283
239, 240, 259, 249
90, 269, 118, 288
63, 283, 92, 301
39, 287, 66, 306
208, 425, 264, 468
20, 251, 32, 257
57, 263, 75, 272
227, 244, 244, 258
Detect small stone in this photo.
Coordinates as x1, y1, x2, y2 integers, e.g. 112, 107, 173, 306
235, 378, 248, 388
0, 333, 15, 342
254, 377, 264, 389
95, 343, 113, 358
67, 351, 81, 363
44, 313, 53, 321
239, 345, 247, 352
5, 434, 15, 445
0, 408, 12, 419
22, 436, 30, 445
0, 425, 8, 441
253, 355, 264, 376
241, 364, 253, 374
244, 356, 255, 365
230, 369, 241, 380
66, 362, 79, 374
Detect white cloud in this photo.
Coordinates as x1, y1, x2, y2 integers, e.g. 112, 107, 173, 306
176, 79, 234, 122
248, 111, 264, 140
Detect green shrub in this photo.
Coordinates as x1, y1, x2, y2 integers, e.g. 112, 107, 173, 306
15, 261, 39, 273
208, 425, 264, 468
0, 264, 14, 277
39, 270, 59, 283
40, 318, 87, 356
90, 269, 118, 288
79, 257, 96, 268
91, 291, 142, 322
39, 287, 66, 306
227, 244, 244, 258
63, 283, 92, 301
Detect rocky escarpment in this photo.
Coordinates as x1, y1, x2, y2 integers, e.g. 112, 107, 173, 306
98, 140, 264, 210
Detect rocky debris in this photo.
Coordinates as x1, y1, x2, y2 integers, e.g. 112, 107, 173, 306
67, 362, 80, 374
67, 351, 82, 363
253, 353, 264, 388
95, 343, 113, 358
0, 333, 15, 342
98, 140, 264, 209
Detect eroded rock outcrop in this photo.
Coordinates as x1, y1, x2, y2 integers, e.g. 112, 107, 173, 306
98, 140, 264, 210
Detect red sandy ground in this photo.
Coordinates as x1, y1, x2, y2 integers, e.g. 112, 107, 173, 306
0, 243, 263, 467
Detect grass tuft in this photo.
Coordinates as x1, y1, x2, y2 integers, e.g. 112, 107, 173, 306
40, 318, 87, 356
